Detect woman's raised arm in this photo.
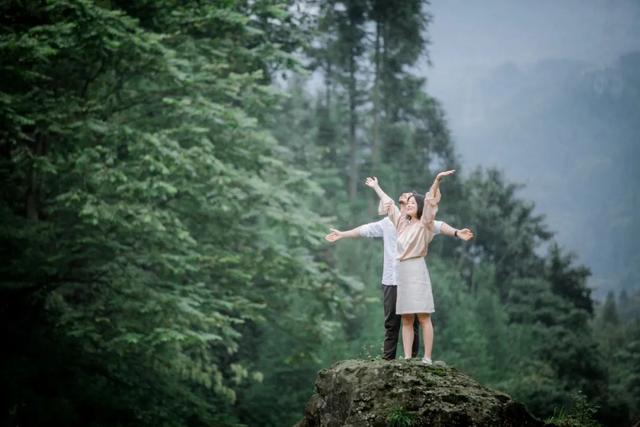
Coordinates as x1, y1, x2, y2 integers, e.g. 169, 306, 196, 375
427, 169, 455, 199
422, 170, 455, 228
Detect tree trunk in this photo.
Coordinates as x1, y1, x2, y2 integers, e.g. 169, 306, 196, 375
382, 21, 390, 119
325, 56, 332, 109
325, 57, 337, 163
26, 137, 44, 221
371, 21, 381, 171
348, 48, 358, 200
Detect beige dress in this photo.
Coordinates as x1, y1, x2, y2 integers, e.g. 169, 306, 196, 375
380, 190, 440, 314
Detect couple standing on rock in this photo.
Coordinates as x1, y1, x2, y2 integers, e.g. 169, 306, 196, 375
325, 170, 473, 365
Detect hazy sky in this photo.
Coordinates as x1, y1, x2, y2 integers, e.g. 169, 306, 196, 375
428, 0, 640, 72
426, 0, 640, 117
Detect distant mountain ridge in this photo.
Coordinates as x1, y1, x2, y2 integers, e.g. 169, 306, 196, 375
437, 51, 640, 299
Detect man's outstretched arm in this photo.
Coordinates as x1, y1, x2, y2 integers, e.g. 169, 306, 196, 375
325, 220, 385, 242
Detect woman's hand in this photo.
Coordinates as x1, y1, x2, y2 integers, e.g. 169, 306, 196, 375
428, 169, 455, 200
456, 228, 474, 241
436, 170, 456, 181
365, 176, 379, 188
325, 228, 344, 242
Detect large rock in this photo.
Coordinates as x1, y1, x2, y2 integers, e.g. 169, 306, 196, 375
296, 359, 548, 427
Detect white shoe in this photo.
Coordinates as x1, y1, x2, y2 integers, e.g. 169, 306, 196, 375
421, 357, 432, 365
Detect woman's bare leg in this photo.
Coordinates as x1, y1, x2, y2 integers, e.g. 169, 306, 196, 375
401, 314, 415, 359
417, 313, 433, 359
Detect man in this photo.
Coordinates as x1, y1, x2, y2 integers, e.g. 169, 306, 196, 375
325, 192, 473, 360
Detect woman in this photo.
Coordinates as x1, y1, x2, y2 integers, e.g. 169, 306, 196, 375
365, 170, 470, 364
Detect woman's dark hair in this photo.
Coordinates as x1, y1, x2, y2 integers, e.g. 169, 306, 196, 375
406, 192, 424, 220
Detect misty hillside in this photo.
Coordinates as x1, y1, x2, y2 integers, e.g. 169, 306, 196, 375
444, 52, 640, 298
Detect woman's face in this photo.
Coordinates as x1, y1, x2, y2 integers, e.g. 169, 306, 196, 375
398, 192, 411, 211
406, 196, 418, 218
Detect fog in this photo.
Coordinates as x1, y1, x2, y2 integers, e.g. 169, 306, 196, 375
425, 0, 640, 298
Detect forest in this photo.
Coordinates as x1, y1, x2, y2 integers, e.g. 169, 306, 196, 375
1, 1, 639, 426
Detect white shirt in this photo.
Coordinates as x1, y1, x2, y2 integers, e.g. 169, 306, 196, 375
359, 218, 442, 286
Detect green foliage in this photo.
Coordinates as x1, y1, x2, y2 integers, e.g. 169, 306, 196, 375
546, 391, 601, 427
594, 297, 640, 424
546, 244, 593, 314
387, 407, 415, 427
459, 168, 552, 299
1, 0, 358, 425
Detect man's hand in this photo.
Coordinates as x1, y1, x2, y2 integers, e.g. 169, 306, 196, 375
365, 176, 379, 188
325, 228, 344, 242
457, 228, 474, 241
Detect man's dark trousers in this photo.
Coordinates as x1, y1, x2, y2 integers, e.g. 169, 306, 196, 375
382, 284, 419, 359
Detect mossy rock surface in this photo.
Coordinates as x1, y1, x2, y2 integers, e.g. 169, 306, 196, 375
296, 359, 551, 427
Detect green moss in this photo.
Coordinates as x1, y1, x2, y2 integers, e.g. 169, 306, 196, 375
386, 407, 415, 427
428, 367, 449, 377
